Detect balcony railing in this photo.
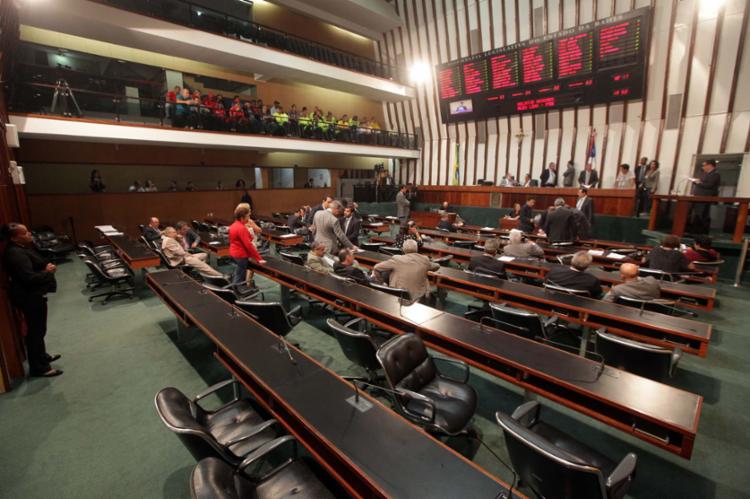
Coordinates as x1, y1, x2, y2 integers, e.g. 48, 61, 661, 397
8, 81, 419, 149
91, 0, 405, 82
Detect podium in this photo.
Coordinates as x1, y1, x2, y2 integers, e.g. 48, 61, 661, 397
648, 195, 750, 242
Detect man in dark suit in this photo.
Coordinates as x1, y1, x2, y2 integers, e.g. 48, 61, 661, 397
339, 206, 361, 246
543, 198, 575, 243
540, 162, 558, 187
578, 163, 599, 188
690, 159, 721, 233
545, 251, 603, 298
468, 238, 505, 277
519, 198, 536, 233
575, 188, 594, 225
334, 248, 370, 284
634, 157, 649, 215
287, 207, 306, 231
143, 217, 162, 242
306, 196, 333, 225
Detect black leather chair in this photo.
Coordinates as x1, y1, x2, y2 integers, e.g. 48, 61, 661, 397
638, 267, 677, 282
379, 246, 404, 256
278, 251, 305, 266
202, 283, 239, 305
543, 282, 591, 297
327, 318, 390, 383
594, 329, 682, 381
81, 258, 134, 303
199, 273, 263, 301
190, 436, 336, 499
369, 282, 411, 301
361, 241, 386, 252
431, 255, 453, 266
484, 302, 559, 342
32, 230, 75, 260
496, 401, 637, 499
154, 380, 278, 465
376, 333, 477, 436
452, 240, 476, 249
234, 300, 303, 338
614, 295, 697, 318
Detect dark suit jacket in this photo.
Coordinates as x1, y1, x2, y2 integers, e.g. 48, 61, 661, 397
543, 207, 575, 243
3, 242, 57, 302
645, 247, 691, 273
333, 262, 369, 284
634, 164, 647, 188
545, 265, 602, 298
540, 169, 557, 187
287, 214, 304, 230
519, 204, 535, 232
339, 215, 361, 246
468, 254, 506, 277
184, 229, 201, 248
437, 219, 457, 232
577, 197, 594, 224
143, 226, 161, 242
578, 169, 599, 187
693, 170, 721, 196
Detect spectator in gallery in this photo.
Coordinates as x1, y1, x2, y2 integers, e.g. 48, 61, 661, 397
304, 178, 314, 188
144, 180, 158, 192
614, 164, 635, 189
128, 180, 142, 192
216, 180, 223, 191
563, 160, 576, 187
235, 179, 246, 189
168, 180, 179, 192
89, 169, 106, 193
185, 181, 195, 192
540, 162, 558, 187
174, 87, 193, 128
165, 85, 180, 118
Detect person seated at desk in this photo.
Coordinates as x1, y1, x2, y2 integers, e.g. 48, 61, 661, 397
519, 198, 536, 233
307, 241, 333, 274
143, 217, 162, 242
579, 163, 599, 188
644, 235, 694, 273
540, 162, 558, 187
394, 221, 424, 249
440, 201, 453, 213
603, 263, 660, 303
503, 203, 522, 221
372, 239, 440, 302
545, 251, 603, 298
543, 198, 575, 243
287, 207, 306, 232
175, 221, 201, 252
684, 235, 720, 263
437, 214, 458, 232
162, 227, 222, 277
334, 248, 369, 284
503, 229, 544, 258
468, 238, 505, 276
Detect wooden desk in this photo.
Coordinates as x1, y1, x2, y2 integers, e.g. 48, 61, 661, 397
410, 211, 456, 228
101, 233, 160, 269
196, 231, 231, 258
248, 258, 703, 459
649, 195, 750, 242
352, 250, 716, 312
261, 229, 303, 247
147, 270, 514, 498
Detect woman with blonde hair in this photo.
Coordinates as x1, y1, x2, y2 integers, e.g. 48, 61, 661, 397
229, 204, 265, 285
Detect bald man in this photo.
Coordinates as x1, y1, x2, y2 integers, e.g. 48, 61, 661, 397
143, 217, 162, 242
603, 263, 660, 302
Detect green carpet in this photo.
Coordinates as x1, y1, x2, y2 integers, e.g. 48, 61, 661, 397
1, 258, 749, 498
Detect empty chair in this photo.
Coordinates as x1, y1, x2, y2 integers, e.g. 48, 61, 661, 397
234, 300, 303, 338
379, 246, 403, 256
595, 329, 682, 381
81, 258, 134, 303
154, 380, 278, 465
376, 333, 477, 435
543, 282, 591, 297
199, 273, 263, 301
369, 281, 411, 301
32, 229, 75, 260
279, 251, 305, 266
484, 302, 557, 341
496, 400, 637, 499
327, 318, 390, 383
190, 436, 336, 499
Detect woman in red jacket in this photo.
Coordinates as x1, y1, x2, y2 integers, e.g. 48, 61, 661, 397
230, 204, 266, 284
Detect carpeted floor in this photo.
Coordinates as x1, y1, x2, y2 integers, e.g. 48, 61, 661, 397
1, 257, 749, 498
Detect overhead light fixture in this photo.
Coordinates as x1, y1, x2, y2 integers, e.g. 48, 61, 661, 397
409, 61, 431, 84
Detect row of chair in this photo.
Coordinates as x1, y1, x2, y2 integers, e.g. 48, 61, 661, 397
76, 242, 135, 303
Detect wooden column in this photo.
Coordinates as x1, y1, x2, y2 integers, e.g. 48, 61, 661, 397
733, 203, 749, 243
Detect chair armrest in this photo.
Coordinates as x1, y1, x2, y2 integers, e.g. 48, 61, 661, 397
225, 418, 279, 448
343, 317, 365, 330
464, 308, 488, 322
670, 348, 683, 378
193, 379, 240, 404
542, 315, 558, 328
510, 400, 540, 428
433, 356, 470, 383
237, 435, 298, 478
286, 304, 303, 323
606, 453, 637, 489
396, 388, 436, 424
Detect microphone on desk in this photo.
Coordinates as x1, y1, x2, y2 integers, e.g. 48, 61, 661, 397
277, 333, 297, 365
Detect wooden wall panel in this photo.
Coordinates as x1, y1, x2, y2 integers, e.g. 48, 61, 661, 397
27, 188, 332, 242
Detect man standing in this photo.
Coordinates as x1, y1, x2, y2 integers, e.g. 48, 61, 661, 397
540, 162, 558, 187
690, 159, 721, 233
143, 217, 162, 242
372, 239, 440, 302
519, 198, 536, 233
313, 200, 355, 254
578, 163, 599, 188
396, 184, 411, 226
603, 263, 660, 302
339, 206, 361, 246
562, 160, 576, 187
543, 198, 576, 243
634, 157, 649, 215
2, 223, 62, 377
575, 188, 594, 226
306, 196, 333, 225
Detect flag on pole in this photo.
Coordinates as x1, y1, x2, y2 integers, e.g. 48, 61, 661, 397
451, 143, 461, 186
587, 129, 597, 167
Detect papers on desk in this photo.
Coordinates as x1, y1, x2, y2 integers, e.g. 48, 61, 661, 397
588, 249, 605, 256
279, 234, 297, 239
607, 252, 627, 260
368, 222, 384, 227
385, 216, 398, 220
498, 256, 515, 262
481, 227, 495, 231
208, 241, 222, 246
95, 225, 121, 236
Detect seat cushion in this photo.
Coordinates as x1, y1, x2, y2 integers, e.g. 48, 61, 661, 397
191, 457, 242, 499
206, 400, 277, 458
255, 460, 335, 499
408, 376, 477, 434
531, 421, 616, 476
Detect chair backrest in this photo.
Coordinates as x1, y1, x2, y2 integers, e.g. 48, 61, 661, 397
379, 246, 404, 256
279, 251, 305, 266
82, 258, 110, 280
200, 273, 231, 287
376, 333, 436, 394
361, 242, 386, 252
431, 255, 453, 266
557, 254, 574, 266
235, 300, 292, 336
496, 412, 607, 499
202, 283, 236, 304
154, 387, 228, 463
543, 282, 591, 297
153, 246, 177, 269
191, 220, 201, 231
614, 295, 676, 315
489, 303, 546, 340
369, 281, 411, 301
638, 267, 675, 282
327, 319, 380, 372
594, 329, 673, 381
452, 240, 475, 249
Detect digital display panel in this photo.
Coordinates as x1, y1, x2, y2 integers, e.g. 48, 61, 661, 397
436, 7, 650, 123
